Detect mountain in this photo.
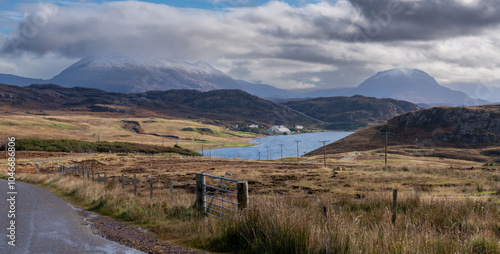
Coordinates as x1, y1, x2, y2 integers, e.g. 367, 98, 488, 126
441, 82, 500, 102
0, 83, 314, 126
282, 95, 421, 130
50, 55, 240, 93
0, 57, 486, 106
307, 104, 500, 156
0, 74, 44, 86
291, 69, 489, 106
352, 69, 481, 106
0, 55, 293, 99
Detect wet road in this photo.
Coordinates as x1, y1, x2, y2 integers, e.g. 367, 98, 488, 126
0, 179, 143, 254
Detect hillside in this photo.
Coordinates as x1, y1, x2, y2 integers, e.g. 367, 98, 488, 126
283, 95, 420, 130
0, 83, 313, 126
307, 105, 500, 156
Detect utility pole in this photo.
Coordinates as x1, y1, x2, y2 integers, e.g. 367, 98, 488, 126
385, 131, 388, 170
279, 144, 284, 162
266, 146, 270, 160
294, 141, 301, 163
319, 140, 329, 168
258, 151, 261, 160
201, 144, 204, 156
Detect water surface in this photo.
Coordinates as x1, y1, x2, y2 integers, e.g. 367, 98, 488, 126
200, 131, 353, 160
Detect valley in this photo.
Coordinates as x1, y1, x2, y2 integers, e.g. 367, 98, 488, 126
1, 56, 499, 254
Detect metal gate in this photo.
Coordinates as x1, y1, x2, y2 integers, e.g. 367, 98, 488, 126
195, 173, 248, 218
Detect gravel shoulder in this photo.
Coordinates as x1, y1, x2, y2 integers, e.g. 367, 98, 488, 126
76, 208, 207, 254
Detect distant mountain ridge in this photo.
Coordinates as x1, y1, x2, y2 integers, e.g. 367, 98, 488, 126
0, 83, 313, 126
283, 95, 421, 130
0, 83, 424, 131
0, 56, 488, 106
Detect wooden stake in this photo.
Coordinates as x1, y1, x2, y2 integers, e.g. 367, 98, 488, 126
194, 174, 205, 211
392, 188, 397, 225
170, 179, 173, 201
134, 174, 137, 196
149, 178, 153, 200
385, 132, 388, 170
237, 181, 249, 210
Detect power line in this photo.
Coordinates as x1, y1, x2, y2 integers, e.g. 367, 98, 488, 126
294, 140, 301, 163
279, 144, 284, 162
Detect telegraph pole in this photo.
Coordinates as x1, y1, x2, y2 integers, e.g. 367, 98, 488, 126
201, 144, 204, 156
319, 140, 329, 168
279, 144, 284, 162
258, 151, 261, 160
294, 141, 301, 163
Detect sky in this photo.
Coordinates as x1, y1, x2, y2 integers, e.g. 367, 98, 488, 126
1, 0, 500, 100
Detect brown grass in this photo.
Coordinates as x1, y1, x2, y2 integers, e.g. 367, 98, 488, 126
4, 151, 499, 253
0, 114, 258, 151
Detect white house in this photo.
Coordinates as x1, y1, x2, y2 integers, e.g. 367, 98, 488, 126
249, 124, 259, 129
267, 125, 291, 134
295, 125, 304, 129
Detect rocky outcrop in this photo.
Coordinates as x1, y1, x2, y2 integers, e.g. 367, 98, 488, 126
380, 106, 500, 146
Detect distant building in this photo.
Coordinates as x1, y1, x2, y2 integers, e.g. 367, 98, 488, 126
267, 125, 291, 134
295, 125, 304, 129
249, 124, 259, 129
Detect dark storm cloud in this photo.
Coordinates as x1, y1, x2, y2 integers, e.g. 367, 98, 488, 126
347, 0, 500, 41
1, 0, 500, 88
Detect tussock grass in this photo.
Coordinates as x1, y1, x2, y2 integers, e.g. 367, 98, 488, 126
11, 173, 499, 254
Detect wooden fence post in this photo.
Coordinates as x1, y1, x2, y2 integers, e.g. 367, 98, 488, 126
97, 172, 100, 182
170, 179, 174, 201
134, 174, 137, 196
194, 174, 205, 211
87, 168, 89, 180
237, 181, 249, 210
149, 178, 153, 200
92, 169, 94, 181
122, 174, 125, 190
392, 188, 397, 225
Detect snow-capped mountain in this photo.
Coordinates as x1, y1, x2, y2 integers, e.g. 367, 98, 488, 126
352, 68, 484, 106
0, 54, 289, 97
297, 69, 487, 106
50, 55, 246, 93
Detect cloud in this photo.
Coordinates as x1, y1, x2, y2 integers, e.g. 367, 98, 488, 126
1, 0, 500, 89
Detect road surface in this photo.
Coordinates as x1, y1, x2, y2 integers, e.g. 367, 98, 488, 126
0, 179, 143, 254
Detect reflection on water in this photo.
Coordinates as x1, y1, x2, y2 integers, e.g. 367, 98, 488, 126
199, 131, 353, 160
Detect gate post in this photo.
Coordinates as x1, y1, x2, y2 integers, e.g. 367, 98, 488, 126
237, 181, 249, 210
194, 173, 205, 211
